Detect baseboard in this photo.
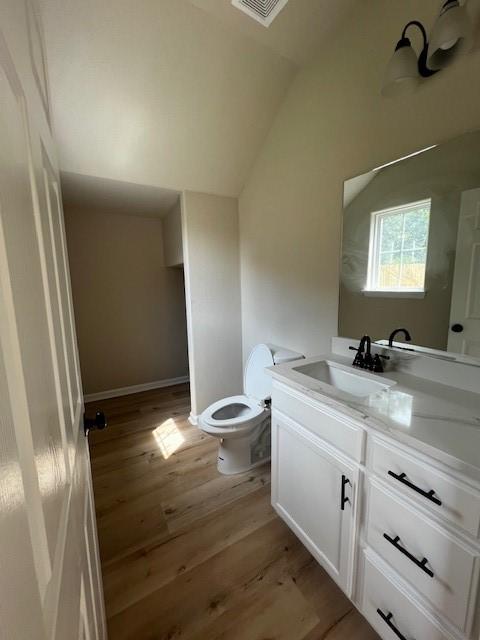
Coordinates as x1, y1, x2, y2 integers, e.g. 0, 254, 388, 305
84, 376, 190, 403
188, 412, 199, 426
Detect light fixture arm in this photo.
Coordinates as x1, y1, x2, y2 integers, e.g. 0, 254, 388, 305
400, 20, 439, 78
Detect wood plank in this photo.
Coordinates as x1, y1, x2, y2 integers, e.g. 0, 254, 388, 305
319, 608, 379, 640
89, 400, 192, 443
102, 485, 276, 617
292, 556, 352, 625
93, 440, 218, 517
97, 488, 170, 564
188, 578, 319, 640
161, 462, 270, 533
90, 418, 208, 474
106, 518, 307, 640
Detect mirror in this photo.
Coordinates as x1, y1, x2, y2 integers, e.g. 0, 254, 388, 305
339, 130, 480, 364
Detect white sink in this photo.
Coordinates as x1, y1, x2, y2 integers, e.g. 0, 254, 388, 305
292, 360, 395, 399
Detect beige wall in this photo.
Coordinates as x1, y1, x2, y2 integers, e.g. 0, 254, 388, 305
182, 191, 242, 418
65, 208, 188, 394
239, 0, 480, 361
163, 199, 183, 267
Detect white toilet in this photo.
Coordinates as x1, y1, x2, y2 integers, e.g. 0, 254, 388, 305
199, 344, 304, 474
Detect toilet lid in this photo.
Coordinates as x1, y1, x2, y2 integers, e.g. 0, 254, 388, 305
244, 344, 275, 401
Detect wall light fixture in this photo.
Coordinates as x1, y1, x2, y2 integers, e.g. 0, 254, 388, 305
382, 0, 473, 97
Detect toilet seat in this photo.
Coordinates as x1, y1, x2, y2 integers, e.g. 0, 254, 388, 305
199, 394, 267, 437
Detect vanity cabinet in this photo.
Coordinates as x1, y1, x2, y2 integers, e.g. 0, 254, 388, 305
270, 379, 480, 640
271, 408, 359, 596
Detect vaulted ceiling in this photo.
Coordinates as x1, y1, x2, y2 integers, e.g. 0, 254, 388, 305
40, 0, 354, 199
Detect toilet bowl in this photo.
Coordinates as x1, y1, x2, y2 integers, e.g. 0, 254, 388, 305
199, 344, 303, 474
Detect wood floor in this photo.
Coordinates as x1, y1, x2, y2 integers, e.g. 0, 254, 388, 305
87, 384, 379, 640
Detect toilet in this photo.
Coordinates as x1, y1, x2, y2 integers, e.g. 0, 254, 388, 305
199, 344, 304, 474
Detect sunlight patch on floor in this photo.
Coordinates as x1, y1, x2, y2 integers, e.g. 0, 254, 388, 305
152, 418, 185, 459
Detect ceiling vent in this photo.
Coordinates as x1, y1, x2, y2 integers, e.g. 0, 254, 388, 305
231, 0, 289, 27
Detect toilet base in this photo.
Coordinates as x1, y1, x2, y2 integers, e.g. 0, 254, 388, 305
217, 417, 271, 475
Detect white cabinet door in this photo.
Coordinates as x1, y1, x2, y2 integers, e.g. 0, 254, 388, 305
271, 409, 359, 596
0, 2, 105, 639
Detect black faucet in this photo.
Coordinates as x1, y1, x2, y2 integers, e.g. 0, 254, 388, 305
350, 335, 372, 369
350, 334, 389, 372
388, 327, 412, 348
359, 335, 372, 366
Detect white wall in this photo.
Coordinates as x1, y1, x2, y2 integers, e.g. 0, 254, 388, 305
163, 199, 183, 267
239, 0, 480, 362
181, 191, 243, 419
40, 0, 296, 197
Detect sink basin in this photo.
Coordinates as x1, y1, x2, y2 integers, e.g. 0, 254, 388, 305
292, 360, 395, 399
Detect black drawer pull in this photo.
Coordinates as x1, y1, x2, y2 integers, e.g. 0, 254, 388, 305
341, 474, 351, 511
388, 470, 442, 506
377, 609, 411, 640
383, 533, 434, 578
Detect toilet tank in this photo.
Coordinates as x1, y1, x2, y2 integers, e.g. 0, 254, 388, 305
244, 344, 304, 402
268, 344, 304, 365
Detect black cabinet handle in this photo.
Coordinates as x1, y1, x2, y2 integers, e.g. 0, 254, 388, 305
377, 609, 411, 640
388, 470, 442, 506
341, 475, 351, 511
383, 533, 434, 578
451, 323, 464, 333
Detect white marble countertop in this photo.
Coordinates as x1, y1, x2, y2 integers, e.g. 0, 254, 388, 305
267, 354, 480, 484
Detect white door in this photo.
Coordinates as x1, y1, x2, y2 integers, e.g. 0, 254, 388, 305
0, 2, 105, 639
271, 409, 358, 597
448, 187, 480, 358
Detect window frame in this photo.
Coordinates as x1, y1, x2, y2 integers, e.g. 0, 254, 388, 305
365, 198, 431, 296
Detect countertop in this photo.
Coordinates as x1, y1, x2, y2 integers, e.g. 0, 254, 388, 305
267, 354, 480, 484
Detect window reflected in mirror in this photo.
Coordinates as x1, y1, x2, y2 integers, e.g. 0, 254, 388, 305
366, 199, 431, 294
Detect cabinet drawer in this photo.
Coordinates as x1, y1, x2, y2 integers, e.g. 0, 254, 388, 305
272, 383, 364, 462
366, 481, 479, 632
361, 551, 455, 640
370, 437, 480, 537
